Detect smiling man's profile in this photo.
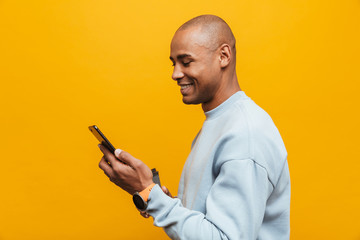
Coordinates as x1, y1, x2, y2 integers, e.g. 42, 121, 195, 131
98, 14, 290, 239
170, 16, 238, 111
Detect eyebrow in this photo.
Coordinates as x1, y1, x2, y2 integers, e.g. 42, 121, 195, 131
169, 54, 192, 62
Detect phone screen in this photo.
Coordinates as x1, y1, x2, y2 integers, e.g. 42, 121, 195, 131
88, 125, 116, 153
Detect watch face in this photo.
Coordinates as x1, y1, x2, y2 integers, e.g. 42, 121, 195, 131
133, 194, 147, 211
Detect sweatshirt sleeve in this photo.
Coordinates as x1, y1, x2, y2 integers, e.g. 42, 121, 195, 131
146, 159, 273, 240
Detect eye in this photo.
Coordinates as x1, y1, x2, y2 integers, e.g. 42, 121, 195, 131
183, 61, 191, 67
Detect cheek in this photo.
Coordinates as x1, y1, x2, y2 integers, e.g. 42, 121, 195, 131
188, 65, 209, 82
195, 67, 219, 86
185, 59, 219, 87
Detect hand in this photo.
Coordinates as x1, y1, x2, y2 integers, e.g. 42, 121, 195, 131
98, 144, 154, 195
160, 185, 173, 198
139, 185, 174, 218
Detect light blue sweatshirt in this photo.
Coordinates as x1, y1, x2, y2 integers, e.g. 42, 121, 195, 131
147, 91, 290, 240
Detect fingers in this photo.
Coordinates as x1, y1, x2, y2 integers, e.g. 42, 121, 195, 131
98, 145, 153, 194
99, 156, 113, 178
140, 211, 150, 218
161, 186, 173, 198
99, 145, 141, 171
114, 149, 141, 169
98, 144, 119, 167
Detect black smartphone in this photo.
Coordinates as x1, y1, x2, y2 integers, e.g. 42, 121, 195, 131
88, 125, 116, 153
89, 125, 161, 186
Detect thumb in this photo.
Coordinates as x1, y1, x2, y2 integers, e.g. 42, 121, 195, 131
114, 148, 139, 167
114, 148, 123, 158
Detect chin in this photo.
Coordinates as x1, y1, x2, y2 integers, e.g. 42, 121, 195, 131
182, 98, 192, 105
182, 96, 200, 105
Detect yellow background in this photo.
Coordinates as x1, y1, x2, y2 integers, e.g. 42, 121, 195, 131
1, 0, 359, 239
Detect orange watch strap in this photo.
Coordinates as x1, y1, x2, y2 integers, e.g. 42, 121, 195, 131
139, 183, 156, 202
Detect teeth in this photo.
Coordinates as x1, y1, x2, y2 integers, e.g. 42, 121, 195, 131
181, 84, 192, 90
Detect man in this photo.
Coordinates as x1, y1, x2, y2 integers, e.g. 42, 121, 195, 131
98, 15, 290, 239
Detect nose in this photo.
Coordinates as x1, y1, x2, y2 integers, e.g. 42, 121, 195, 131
172, 65, 185, 81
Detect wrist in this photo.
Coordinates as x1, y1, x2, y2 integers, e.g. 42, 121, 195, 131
139, 183, 156, 202
133, 183, 156, 211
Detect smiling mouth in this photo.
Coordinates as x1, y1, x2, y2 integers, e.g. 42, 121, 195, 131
180, 84, 193, 90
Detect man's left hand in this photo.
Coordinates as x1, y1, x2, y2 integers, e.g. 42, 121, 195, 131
98, 144, 154, 195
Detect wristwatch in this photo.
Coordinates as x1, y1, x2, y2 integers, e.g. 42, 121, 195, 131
133, 183, 156, 211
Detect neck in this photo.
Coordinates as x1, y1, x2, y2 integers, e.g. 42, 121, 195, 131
202, 71, 241, 112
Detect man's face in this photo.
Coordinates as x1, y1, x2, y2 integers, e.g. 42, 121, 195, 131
170, 27, 221, 107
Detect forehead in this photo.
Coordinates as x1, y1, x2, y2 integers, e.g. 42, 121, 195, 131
170, 28, 211, 58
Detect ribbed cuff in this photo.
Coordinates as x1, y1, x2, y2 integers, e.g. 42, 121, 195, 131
146, 184, 181, 219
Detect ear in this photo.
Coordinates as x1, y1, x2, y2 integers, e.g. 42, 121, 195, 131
218, 44, 231, 68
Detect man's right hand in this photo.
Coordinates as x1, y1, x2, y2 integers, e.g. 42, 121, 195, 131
140, 185, 173, 218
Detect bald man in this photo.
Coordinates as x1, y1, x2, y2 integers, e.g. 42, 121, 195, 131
99, 15, 290, 239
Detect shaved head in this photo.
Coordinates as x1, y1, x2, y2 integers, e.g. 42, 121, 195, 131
170, 15, 240, 111
176, 15, 236, 56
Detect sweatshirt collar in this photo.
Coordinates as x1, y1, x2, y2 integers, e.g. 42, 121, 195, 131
204, 91, 246, 120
